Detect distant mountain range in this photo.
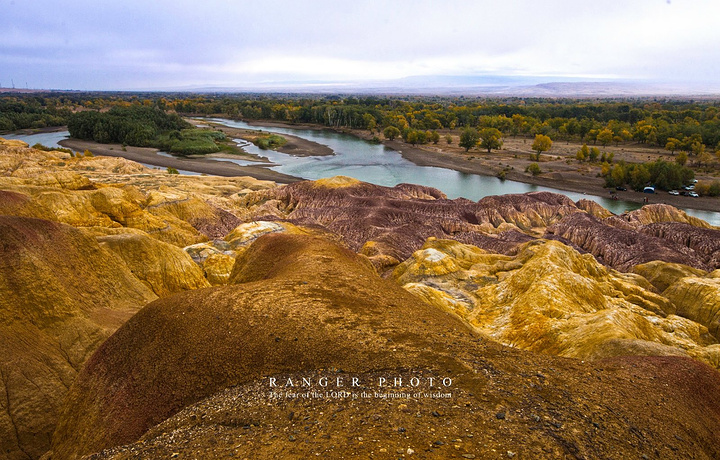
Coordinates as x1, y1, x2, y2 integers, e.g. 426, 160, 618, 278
3, 75, 720, 96
160, 75, 720, 97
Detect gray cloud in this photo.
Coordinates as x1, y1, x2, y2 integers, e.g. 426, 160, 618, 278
1, 0, 718, 90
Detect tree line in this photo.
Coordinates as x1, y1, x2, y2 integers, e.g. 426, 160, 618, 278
67, 106, 226, 155
4, 92, 720, 159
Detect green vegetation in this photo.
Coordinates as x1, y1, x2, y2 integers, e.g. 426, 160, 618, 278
603, 159, 694, 191
4, 93, 720, 188
382, 126, 400, 141
66, 106, 228, 155
167, 167, 179, 174
4, 94, 720, 156
253, 133, 287, 150
31, 143, 73, 155
0, 96, 69, 131
526, 163, 542, 176
694, 180, 720, 196
459, 127, 480, 151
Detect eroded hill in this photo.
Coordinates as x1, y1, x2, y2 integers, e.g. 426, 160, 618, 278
1, 139, 720, 459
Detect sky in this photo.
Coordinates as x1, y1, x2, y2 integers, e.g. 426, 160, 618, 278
1, 0, 719, 91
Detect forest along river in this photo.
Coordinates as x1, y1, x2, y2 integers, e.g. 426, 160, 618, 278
209, 118, 720, 226
5, 126, 720, 226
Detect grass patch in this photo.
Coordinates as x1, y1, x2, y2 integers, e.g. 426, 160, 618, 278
253, 134, 287, 150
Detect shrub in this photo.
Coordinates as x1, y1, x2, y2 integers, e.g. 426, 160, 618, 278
695, 180, 720, 196
526, 163, 542, 176
254, 134, 287, 150
167, 167, 179, 174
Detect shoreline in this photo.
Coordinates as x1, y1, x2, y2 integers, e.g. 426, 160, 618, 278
58, 139, 302, 184
386, 139, 720, 213
222, 118, 720, 214
203, 122, 334, 157
9, 120, 719, 215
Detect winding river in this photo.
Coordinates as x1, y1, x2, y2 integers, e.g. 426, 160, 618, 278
4, 124, 720, 226
209, 119, 720, 226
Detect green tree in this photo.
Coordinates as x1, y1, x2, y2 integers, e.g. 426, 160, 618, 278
459, 127, 480, 152
445, 134, 453, 145
478, 128, 503, 153
383, 126, 400, 141
531, 134, 552, 160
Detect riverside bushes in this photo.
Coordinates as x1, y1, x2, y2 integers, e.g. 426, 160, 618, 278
67, 107, 225, 155
253, 133, 286, 150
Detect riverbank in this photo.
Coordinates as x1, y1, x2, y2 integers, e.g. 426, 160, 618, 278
229, 119, 720, 214
203, 122, 334, 157
58, 139, 301, 184
386, 139, 720, 213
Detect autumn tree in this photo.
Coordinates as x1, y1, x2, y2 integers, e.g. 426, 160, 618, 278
429, 130, 440, 144
404, 130, 418, 145
478, 128, 503, 153
576, 144, 589, 162
589, 147, 600, 163
363, 113, 377, 132
665, 137, 681, 154
531, 134, 552, 160
459, 127, 480, 152
691, 141, 706, 157
596, 128, 614, 147
676, 151, 688, 166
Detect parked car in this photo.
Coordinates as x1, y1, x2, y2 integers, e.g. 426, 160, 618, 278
668, 190, 680, 195
689, 192, 699, 197
615, 186, 627, 191
683, 185, 695, 190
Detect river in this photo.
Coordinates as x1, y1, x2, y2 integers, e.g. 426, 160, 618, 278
4, 125, 720, 226
208, 119, 720, 226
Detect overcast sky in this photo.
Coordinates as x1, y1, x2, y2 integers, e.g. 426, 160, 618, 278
1, 0, 719, 90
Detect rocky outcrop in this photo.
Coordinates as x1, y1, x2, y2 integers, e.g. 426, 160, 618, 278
546, 212, 715, 271
665, 273, 720, 341
393, 238, 719, 367
640, 222, 720, 268
0, 142, 277, 248
242, 180, 591, 269
244, 178, 720, 274
0, 216, 157, 460
183, 221, 318, 285
620, 203, 712, 228
97, 232, 210, 297
51, 234, 720, 460
633, 261, 707, 293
